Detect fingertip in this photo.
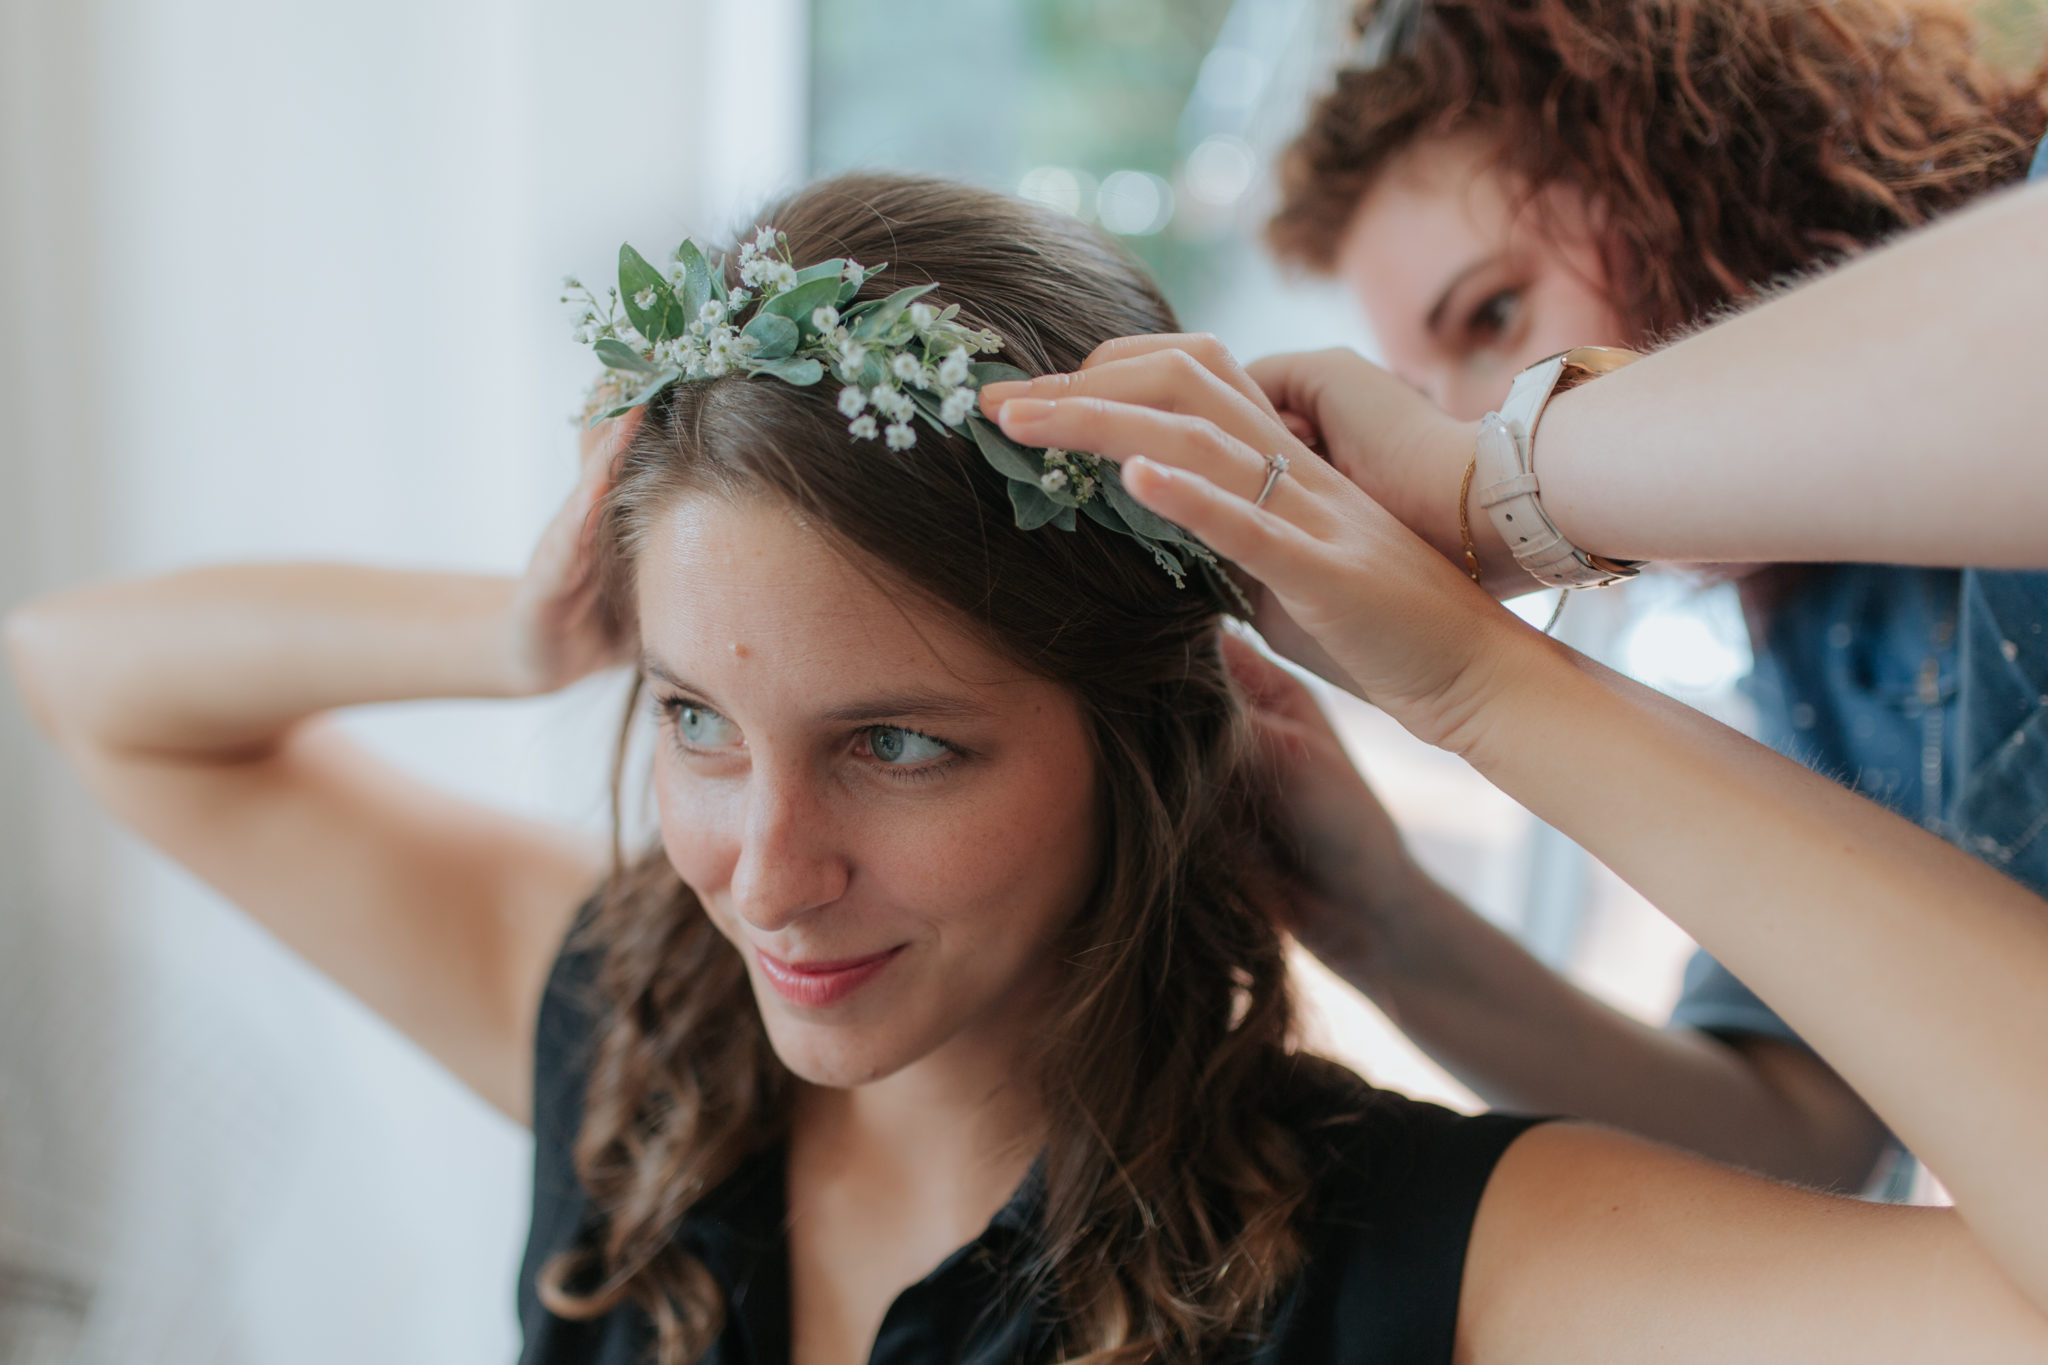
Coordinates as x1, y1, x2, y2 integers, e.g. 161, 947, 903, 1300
1123, 455, 1171, 498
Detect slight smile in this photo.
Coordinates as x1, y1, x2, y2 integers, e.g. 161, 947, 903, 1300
755, 945, 907, 1009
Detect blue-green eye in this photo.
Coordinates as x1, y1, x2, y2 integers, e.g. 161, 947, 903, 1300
865, 726, 949, 766
672, 702, 741, 749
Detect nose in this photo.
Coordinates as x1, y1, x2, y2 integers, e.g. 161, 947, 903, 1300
727, 765, 849, 934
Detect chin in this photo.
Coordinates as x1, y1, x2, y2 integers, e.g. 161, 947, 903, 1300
752, 993, 932, 1089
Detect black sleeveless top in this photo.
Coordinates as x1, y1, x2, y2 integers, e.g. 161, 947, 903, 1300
517, 924, 1545, 1365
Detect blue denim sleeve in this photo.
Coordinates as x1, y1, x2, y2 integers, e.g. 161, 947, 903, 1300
1665, 949, 1805, 1044
1950, 571, 2048, 893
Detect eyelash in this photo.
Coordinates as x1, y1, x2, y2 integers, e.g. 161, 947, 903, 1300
652, 696, 961, 780
1464, 288, 1519, 343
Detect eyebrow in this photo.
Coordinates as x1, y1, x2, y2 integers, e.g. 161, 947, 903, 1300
641, 656, 995, 725
1424, 256, 1496, 337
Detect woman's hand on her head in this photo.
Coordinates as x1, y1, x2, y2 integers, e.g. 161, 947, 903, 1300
506, 409, 642, 695
980, 335, 1530, 753
1223, 633, 1427, 981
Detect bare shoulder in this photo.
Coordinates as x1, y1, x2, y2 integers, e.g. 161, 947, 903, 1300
1456, 1122, 2048, 1365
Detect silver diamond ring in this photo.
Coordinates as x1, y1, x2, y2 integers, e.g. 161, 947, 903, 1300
1253, 451, 1290, 508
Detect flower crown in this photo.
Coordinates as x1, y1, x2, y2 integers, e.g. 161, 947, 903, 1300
565, 226, 1245, 610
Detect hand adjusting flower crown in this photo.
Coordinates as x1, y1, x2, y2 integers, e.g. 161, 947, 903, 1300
565, 226, 1246, 610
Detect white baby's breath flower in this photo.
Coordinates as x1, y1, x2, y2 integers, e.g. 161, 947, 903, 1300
811, 305, 840, 332
1040, 468, 1069, 493
765, 261, 799, 293
908, 302, 937, 332
890, 352, 922, 383
838, 386, 866, 418
726, 288, 751, 311
634, 287, 657, 310
939, 389, 975, 425
699, 300, 727, 326
937, 350, 971, 387
842, 260, 864, 284
849, 414, 879, 440
837, 340, 868, 371
754, 225, 780, 253
885, 422, 917, 450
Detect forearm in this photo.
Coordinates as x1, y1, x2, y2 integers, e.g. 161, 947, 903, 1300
1457, 628, 2048, 1304
4, 564, 529, 758
1534, 179, 2048, 568
1330, 876, 1886, 1188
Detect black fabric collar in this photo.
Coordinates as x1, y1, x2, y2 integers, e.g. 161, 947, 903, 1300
680, 1146, 1055, 1365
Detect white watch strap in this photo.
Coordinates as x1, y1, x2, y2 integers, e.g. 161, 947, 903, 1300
1473, 350, 1641, 590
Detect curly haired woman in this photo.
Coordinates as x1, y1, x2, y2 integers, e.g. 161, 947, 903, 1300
1215, 0, 2048, 1194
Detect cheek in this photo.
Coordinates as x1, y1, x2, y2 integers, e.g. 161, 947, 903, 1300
652, 750, 739, 907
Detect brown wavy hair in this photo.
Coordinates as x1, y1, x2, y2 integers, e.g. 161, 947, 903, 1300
535, 173, 1346, 1362
1270, 0, 2048, 339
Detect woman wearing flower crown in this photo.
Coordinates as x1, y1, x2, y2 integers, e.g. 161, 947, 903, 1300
9, 172, 2048, 1364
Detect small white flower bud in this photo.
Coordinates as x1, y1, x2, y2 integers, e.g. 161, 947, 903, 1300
842, 260, 864, 284
885, 422, 917, 451
811, 305, 840, 332
891, 353, 922, 382
1040, 469, 1070, 493
849, 414, 879, 440
838, 386, 866, 418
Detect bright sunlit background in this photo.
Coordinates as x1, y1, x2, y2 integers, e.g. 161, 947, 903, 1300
1, 0, 2038, 1361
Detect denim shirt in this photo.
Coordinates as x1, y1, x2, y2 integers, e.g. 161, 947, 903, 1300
1670, 139, 2048, 1043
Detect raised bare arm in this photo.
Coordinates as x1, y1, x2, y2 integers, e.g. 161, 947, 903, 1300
1, 417, 638, 1122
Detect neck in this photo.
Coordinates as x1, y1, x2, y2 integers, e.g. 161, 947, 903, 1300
788, 987, 1051, 1259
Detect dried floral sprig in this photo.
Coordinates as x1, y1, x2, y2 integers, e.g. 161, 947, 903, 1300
565, 231, 1247, 611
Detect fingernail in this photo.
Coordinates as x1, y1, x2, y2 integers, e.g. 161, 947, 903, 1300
997, 398, 1056, 425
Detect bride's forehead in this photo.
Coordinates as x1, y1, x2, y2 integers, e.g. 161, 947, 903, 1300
636, 495, 1011, 686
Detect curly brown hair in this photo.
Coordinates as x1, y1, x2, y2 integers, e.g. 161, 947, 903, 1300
535, 173, 1351, 1363
1270, 0, 2048, 339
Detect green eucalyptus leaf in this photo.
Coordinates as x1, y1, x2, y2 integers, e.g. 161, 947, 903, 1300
1080, 497, 1132, 535
1008, 480, 1065, 531
969, 419, 1046, 485
710, 256, 730, 302
794, 259, 848, 287
1103, 473, 1192, 544
1051, 505, 1079, 532
852, 282, 940, 341
759, 275, 844, 332
619, 245, 687, 343
749, 356, 824, 386
672, 240, 714, 321
970, 362, 1033, 388
740, 311, 799, 360
592, 338, 657, 373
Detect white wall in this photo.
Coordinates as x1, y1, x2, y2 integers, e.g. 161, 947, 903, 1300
0, 2, 804, 1360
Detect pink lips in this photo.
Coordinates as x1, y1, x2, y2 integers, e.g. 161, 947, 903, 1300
755, 945, 905, 1009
